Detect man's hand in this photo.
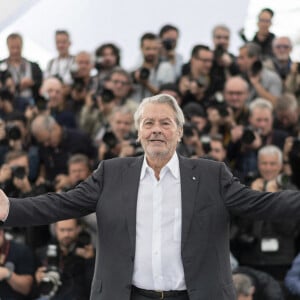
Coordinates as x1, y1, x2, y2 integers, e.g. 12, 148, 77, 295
0, 189, 9, 221
0, 266, 12, 281
13, 177, 32, 194
19, 78, 34, 90
75, 244, 95, 259
35, 266, 46, 283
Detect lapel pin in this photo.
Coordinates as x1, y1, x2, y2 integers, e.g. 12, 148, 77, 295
192, 176, 196, 180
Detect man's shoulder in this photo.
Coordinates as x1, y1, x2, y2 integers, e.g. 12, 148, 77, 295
102, 156, 143, 168
262, 67, 281, 83
179, 155, 224, 170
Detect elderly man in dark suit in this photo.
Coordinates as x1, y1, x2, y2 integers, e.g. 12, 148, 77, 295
1, 94, 300, 300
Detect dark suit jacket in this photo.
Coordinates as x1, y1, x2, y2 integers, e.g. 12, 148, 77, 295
5, 155, 300, 300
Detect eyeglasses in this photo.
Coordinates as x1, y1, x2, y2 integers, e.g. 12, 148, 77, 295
258, 18, 271, 23
110, 80, 130, 86
274, 44, 290, 50
214, 35, 229, 40
195, 57, 213, 63
225, 91, 246, 96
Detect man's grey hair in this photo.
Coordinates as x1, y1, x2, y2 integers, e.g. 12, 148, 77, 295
134, 94, 185, 130
240, 42, 261, 58
249, 98, 273, 114
31, 114, 57, 135
276, 93, 298, 112
258, 145, 283, 164
212, 24, 230, 37
232, 273, 254, 297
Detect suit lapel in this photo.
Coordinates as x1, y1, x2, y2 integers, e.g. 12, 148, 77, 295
123, 156, 144, 255
179, 156, 199, 248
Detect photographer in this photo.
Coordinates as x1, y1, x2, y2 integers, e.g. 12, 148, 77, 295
0, 112, 40, 181
210, 24, 240, 93
239, 8, 275, 60
69, 51, 98, 120
131, 33, 176, 102
94, 43, 120, 85
98, 106, 140, 161
158, 24, 183, 79
0, 62, 15, 96
237, 42, 281, 106
44, 30, 74, 89
177, 122, 204, 158
33, 219, 95, 300
1, 33, 43, 112
0, 228, 35, 299
228, 98, 288, 182
178, 74, 209, 108
0, 88, 15, 120
231, 145, 299, 281
223, 76, 250, 126
39, 77, 77, 129
0, 150, 52, 249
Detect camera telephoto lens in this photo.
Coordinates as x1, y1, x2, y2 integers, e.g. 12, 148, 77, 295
139, 68, 150, 81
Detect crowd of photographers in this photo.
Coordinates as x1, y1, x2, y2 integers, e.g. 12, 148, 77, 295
1, 6, 300, 299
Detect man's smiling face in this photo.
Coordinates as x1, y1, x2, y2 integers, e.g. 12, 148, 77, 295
138, 102, 182, 164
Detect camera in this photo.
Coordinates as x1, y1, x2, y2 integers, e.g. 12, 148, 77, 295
39, 244, 61, 298
11, 166, 26, 179
123, 133, 144, 156
76, 230, 91, 248
5, 124, 21, 141
208, 94, 229, 117
183, 123, 197, 138
72, 77, 86, 93
276, 173, 290, 189
102, 130, 119, 149
0, 62, 11, 85
201, 135, 211, 153
139, 67, 150, 81
0, 88, 14, 102
162, 38, 175, 51
92, 87, 115, 105
250, 60, 263, 77
214, 44, 225, 59
291, 137, 300, 153
241, 126, 256, 145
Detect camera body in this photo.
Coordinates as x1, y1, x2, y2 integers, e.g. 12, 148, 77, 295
139, 67, 150, 81
0, 62, 11, 85
214, 44, 225, 59
92, 87, 115, 105
5, 124, 21, 141
250, 60, 263, 77
241, 126, 257, 145
162, 38, 175, 51
11, 166, 26, 179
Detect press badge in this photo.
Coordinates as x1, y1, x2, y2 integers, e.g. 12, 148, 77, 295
261, 238, 279, 252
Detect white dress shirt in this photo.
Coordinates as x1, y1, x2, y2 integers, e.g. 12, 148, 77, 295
132, 152, 186, 291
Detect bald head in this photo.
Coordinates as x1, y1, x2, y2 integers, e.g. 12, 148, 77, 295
40, 77, 64, 108
31, 115, 61, 148
224, 76, 249, 110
